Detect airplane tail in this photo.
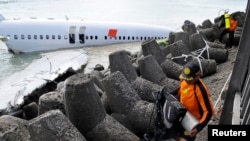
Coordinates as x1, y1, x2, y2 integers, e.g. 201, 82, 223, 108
0, 14, 5, 21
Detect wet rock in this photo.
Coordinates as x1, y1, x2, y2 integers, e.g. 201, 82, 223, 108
28, 110, 86, 141
161, 59, 183, 80
141, 38, 166, 65
0, 115, 30, 141
109, 50, 138, 82
85, 114, 140, 141
38, 91, 65, 115
138, 55, 179, 91
131, 77, 163, 103
64, 73, 106, 135
102, 71, 141, 115
23, 102, 38, 120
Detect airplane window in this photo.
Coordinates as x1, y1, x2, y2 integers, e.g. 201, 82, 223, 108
86, 36, 88, 40
132, 37, 135, 40
14, 35, 18, 39
119, 36, 121, 40
123, 36, 125, 40
52, 35, 55, 39
140, 37, 143, 40
104, 36, 107, 40
64, 35, 68, 39
95, 35, 98, 40
90, 36, 93, 40
58, 35, 61, 39
28, 35, 31, 39
21, 35, 25, 39
136, 37, 139, 40
34, 35, 37, 39
46, 35, 49, 39
128, 37, 130, 40
40, 35, 43, 40
144, 37, 147, 40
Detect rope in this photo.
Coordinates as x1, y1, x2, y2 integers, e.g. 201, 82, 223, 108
195, 57, 203, 76
171, 41, 210, 76
213, 71, 232, 113
171, 54, 193, 62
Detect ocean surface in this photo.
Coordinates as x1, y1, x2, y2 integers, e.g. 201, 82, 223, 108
0, 0, 247, 104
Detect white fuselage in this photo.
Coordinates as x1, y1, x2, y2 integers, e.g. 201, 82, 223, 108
0, 17, 174, 53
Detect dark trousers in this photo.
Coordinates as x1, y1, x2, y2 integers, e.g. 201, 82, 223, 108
219, 29, 235, 48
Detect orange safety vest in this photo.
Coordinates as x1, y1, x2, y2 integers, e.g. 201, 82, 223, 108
178, 79, 215, 130
229, 17, 238, 32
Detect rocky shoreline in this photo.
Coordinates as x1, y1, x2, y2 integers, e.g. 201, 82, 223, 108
0, 11, 245, 141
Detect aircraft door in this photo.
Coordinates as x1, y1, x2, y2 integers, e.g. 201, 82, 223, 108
79, 26, 86, 44
69, 26, 76, 44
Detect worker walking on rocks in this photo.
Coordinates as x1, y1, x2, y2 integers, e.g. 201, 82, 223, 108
219, 13, 238, 48
171, 61, 215, 141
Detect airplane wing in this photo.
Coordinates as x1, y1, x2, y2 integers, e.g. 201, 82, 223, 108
0, 35, 9, 41
0, 49, 88, 110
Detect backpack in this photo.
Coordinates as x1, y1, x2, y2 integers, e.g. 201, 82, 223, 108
163, 94, 186, 129
153, 88, 186, 141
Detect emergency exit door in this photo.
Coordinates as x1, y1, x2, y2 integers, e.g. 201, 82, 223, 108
69, 26, 76, 44
79, 26, 86, 44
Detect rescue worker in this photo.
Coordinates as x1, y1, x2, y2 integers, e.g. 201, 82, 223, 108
172, 61, 215, 141
219, 14, 238, 48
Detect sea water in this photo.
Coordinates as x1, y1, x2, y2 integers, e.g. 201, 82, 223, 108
0, 0, 247, 82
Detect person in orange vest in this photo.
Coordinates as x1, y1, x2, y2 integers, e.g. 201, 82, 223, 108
219, 14, 238, 48
171, 61, 215, 141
